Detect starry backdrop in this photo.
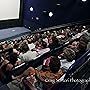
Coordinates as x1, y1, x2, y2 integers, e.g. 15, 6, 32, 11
23, 0, 90, 31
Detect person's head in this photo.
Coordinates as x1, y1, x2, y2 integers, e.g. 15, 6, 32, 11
19, 42, 29, 53
36, 40, 47, 50
42, 33, 47, 39
48, 36, 59, 45
48, 36, 53, 44
40, 41, 47, 49
6, 53, 18, 65
79, 34, 89, 44
21, 37, 24, 42
71, 41, 78, 47
63, 48, 76, 62
79, 36, 88, 44
27, 39, 32, 44
2, 42, 8, 49
13, 43, 19, 49
49, 56, 61, 73
68, 41, 78, 50
78, 40, 87, 51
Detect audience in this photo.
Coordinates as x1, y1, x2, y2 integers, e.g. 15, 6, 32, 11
0, 24, 89, 90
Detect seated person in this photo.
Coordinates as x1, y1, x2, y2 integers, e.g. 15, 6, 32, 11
36, 40, 50, 55
0, 53, 19, 84
13, 43, 20, 55
6, 53, 18, 66
19, 42, 38, 62
27, 38, 35, 51
32, 40, 50, 56
58, 48, 76, 70
18, 40, 29, 54
43, 35, 49, 46
75, 35, 89, 59
80, 31, 90, 50
68, 41, 79, 53
0, 59, 13, 84
31, 56, 64, 89
48, 35, 60, 50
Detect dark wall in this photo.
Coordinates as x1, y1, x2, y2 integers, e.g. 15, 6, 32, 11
23, 0, 90, 31
0, 0, 23, 29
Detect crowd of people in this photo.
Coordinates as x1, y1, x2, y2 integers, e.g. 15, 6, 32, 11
0, 24, 90, 90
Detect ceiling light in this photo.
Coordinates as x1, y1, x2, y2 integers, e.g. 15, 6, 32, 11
12, 30, 15, 32
39, 28, 41, 30
29, 27, 31, 29
36, 17, 39, 20
43, 11, 47, 13
56, 3, 60, 6
82, 0, 87, 2
30, 7, 34, 11
32, 17, 34, 19
49, 12, 53, 17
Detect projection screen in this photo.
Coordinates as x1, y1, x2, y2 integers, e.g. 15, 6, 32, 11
0, 0, 20, 21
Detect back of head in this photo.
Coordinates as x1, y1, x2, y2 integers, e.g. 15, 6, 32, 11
63, 48, 76, 62
7, 53, 18, 65
20, 42, 29, 53
78, 31, 90, 51
80, 33, 89, 44
41, 41, 47, 49
78, 40, 87, 51
49, 56, 61, 73
52, 36, 59, 44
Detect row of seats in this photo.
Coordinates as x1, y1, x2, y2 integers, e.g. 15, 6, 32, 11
10, 36, 90, 90
0, 24, 90, 90
12, 29, 88, 76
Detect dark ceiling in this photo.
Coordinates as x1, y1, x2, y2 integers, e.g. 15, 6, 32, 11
23, 0, 90, 30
